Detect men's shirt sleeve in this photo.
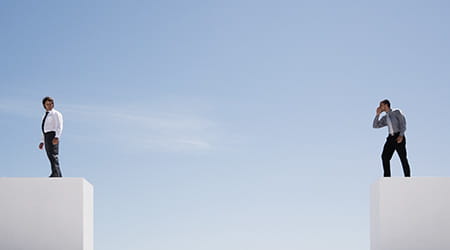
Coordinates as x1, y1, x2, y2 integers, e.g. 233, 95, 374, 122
40, 113, 45, 143
396, 110, 407, 136
55, 111, 63, 138
373, 114, 387, 128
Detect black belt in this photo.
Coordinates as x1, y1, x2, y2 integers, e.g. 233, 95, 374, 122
388, 132, 400, 137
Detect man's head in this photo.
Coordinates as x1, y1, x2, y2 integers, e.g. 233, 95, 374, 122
379, 99, 391, 112
42, 96, 54, 111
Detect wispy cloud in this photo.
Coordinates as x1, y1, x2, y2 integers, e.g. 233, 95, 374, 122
0, 98, 40, 119
0, 98, 220, 152
64, 104, 218, 153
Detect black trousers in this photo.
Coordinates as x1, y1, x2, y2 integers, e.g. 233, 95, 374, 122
381, 133, 411, 177
44, 131, 62, 177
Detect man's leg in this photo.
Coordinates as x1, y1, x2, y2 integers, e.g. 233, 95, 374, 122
396, 136, 411, 177
45, 133, 62, 177
381, 137, 396, 177
50, 142, 62, 177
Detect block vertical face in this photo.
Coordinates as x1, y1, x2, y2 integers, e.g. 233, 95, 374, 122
371, 178, 450, 250
83, 181, 94, 250
0, 178, 94, 250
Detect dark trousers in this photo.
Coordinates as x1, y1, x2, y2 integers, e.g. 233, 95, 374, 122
381, 132, 411, 177
44, 131, 62, 177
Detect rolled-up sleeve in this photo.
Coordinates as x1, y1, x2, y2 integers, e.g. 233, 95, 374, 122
373, 115, 387, 128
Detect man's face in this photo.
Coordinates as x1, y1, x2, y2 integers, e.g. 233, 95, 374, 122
379, 102, 388, 112
44, 100, 54, 111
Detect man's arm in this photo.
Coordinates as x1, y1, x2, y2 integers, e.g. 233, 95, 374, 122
52, 111, 63, 145
373, 114, 387, 128
55, 111, 63, 139
397, 110, 407, 136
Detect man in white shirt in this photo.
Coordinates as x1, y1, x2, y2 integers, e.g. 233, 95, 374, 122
38, 96, 63, 177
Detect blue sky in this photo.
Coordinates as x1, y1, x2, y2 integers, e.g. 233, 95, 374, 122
1, 1, 450, 249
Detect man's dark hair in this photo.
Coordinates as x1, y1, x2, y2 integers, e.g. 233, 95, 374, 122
42, 96, 54, 108
381, 99, 391, 108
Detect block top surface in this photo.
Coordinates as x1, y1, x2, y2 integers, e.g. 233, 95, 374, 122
0, 177, 93, 187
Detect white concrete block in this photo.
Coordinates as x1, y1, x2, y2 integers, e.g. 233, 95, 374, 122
0, 178, 94, 250
371, 177, 450, 250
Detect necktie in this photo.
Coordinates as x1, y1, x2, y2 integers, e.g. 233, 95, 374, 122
386, 113, 394, 135
42, 111, 49, 134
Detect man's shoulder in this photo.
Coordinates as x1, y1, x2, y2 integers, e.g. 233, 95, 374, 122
392, 108, 405, 117
51, 109, 63, 116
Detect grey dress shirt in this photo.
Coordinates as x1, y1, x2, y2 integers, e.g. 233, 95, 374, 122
373, 109, 407, 136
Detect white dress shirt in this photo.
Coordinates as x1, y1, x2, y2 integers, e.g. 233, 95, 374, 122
386, 113, 394, 135
41, 109, 63, 142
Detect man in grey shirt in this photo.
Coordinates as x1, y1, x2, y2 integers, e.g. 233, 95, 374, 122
373, 99, 411, 177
